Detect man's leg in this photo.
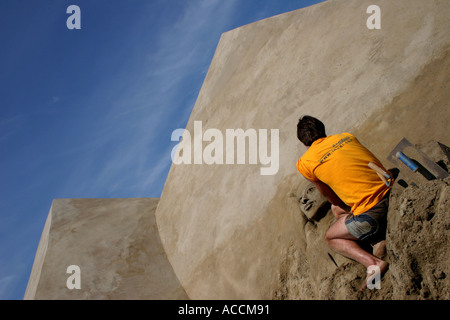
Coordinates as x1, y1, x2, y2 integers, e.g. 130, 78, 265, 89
325, 213, 389, 290
325, 214, 383, 267
372, 240, 386, 259
331, 204, 351, 219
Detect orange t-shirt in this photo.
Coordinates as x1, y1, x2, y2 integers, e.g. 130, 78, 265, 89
296, 133, 390, 215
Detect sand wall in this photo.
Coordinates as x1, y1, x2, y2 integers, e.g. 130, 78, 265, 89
155, 0, 450, 299
24, 198, 188, 299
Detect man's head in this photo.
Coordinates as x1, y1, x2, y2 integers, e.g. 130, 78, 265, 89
297, 115, 326, 146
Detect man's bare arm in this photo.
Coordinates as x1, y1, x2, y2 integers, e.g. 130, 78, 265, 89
311, 180, 349, 211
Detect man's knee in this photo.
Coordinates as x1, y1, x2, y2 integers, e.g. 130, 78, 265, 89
324, 227, 334, 244
331, 205, 340, 218
331, 205, 350, 219
324, 216, 353, 244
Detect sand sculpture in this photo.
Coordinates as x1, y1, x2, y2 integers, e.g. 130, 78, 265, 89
24, 198, 188, 299
25, 0, 449, 299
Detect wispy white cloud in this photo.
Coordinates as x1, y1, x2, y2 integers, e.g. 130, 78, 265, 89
66, 0, 241, 197
0, 274, 18, 299
139, 149, 173, 193
162, 4, 238, 83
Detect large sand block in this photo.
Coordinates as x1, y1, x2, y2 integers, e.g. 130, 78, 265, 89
155, 0, 450, 299
24, 198, 188, 299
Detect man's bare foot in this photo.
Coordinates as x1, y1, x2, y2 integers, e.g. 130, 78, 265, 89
360, 260, 389, 291
372, 240, 386, 259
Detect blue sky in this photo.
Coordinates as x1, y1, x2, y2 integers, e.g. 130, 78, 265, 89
0, 0, 325, 300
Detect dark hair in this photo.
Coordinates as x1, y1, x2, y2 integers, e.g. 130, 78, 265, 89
297, 115, 326, 146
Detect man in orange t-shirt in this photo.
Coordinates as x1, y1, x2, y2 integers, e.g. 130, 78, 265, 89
296, 115, 391, 290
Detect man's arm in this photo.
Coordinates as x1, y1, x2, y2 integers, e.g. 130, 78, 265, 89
311, 180, 350, 211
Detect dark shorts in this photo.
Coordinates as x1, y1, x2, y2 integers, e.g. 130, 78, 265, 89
345, 192, 390, 242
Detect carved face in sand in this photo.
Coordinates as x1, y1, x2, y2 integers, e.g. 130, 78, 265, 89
299, 183, 329, 221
